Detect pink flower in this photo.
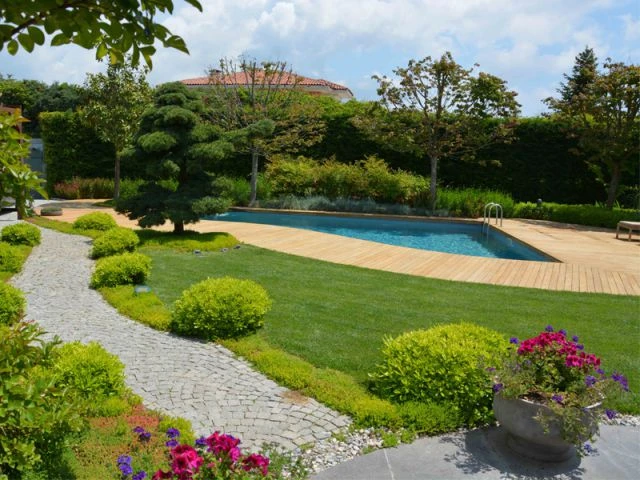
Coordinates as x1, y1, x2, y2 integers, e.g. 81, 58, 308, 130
205, 432, 242, 462
152, 470, 172, 480
242, 453, 270, 476
565, 354, 584, 368
170, 445, 203, 478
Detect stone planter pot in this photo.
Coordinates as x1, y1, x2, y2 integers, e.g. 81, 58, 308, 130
493, 394, 600, 462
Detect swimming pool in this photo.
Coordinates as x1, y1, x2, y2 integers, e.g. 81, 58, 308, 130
210, 211, 553, 261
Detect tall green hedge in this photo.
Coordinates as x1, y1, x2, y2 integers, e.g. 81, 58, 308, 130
39, 112, 115, 194
39, 111, 146, 194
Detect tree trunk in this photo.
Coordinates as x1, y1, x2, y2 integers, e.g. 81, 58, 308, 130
249, 149, 259, 206
173, 221, 185, 234
605, 162, 621, 209
114, 153, 121, 200
429, 156, 439, 212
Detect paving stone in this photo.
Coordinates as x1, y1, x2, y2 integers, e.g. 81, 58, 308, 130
10, 225, 352, 451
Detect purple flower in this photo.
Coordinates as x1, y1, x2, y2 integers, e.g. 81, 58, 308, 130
612, 372, 630, 392
119, 463, 133, 476
596, 368, 605, 375
133, 426, 151, 441
551, 394, 563, 404
585, 375, 596, 387
605, 409, 617, 420
545, 325, 554, 332
195, 436, 208, 446
486, 366, 496, 372
572, 335, 579, 342
583, 443, 593, 454
133, 472, 147, 480
576, 344, 585, 350
117, 455, 132, 466
559, 329, 567, 336
165, 439, 179, 448
492, 383, 503, 393
166, 427, 180, 439
509, 337, 519, 345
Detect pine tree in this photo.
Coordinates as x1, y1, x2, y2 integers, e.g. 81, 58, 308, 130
558, 47, 598, 103
116, 82, 242, 233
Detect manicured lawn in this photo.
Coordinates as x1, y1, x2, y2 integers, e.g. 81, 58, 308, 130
142, 244, 640, 412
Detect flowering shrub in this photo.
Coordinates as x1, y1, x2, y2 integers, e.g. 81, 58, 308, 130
117, 427, 272, 479
493, 326, 630, 449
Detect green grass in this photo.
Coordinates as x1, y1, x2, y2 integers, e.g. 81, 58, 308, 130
142, 244, 640, 413
28, 216, 106, 239
0, 243, 32, 281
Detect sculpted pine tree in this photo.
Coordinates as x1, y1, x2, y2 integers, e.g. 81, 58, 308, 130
116, 82, 242, 234
358, 53, 520, 210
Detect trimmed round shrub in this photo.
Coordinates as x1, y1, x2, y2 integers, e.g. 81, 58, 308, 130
171, 277, 272, 340
90, 252, 151, 288
1, 223, 41, 246
0, 242, 23, 273
72, 211, 117, 231
90, 227, 140, 259
53, 341, 126, 399
369, 323, 510, 426
0, 283, 26, 325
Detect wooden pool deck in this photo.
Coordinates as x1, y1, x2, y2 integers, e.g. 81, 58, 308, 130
51, 206, 640, 296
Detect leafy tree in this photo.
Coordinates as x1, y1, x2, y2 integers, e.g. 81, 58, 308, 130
116, 82, 246, 234
205, 58, 325, 205
0, 109, 47, 218
546, 57, 639, 207
0, 0, 202, 67
82, 61, 152, 198
1, 77, 84, 135
359, 52, 520, 210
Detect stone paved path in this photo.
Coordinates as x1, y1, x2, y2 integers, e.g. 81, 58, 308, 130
10, 225, 351, 450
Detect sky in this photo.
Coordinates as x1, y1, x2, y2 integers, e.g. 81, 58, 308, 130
1, 0, 638, 117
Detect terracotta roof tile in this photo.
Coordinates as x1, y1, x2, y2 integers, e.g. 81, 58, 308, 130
180, 70, 352, 96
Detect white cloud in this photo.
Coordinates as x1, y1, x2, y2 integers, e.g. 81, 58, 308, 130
0, 0, 637, 116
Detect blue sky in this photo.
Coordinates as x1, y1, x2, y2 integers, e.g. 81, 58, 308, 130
1, 0, 638, 116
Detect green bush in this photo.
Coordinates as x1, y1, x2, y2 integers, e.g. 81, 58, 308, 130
436, 188, 516, 218
90, 227, 140, 259
396, 401, 463, 436
265, 155, 429, 206
73, 211, 117, 231
1, 223, 41, 246
0, 242, 24, 273
52, 342, 127, 412
369, 322, 510, 427
212, 176, 252, 206
0, 282, 26, 325
0, 322, 83, 477
90, 252, 151, 288
512, 202, 639, 228
171, 277, 272, 340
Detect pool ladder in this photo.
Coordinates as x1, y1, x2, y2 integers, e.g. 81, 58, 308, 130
482, 202, 503, 235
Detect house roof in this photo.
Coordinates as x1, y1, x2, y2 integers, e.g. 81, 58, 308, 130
180, 70, 353, 98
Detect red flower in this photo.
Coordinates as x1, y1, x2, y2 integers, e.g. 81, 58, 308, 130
242, 453, 270, 476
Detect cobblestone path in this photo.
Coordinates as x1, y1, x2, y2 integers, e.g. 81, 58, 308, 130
10, 226, 351, 450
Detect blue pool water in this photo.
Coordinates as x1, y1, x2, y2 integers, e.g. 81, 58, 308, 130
210, 211, 552, 261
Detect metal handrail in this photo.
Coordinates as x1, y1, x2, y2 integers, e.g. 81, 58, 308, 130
482, 202, 503, 234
